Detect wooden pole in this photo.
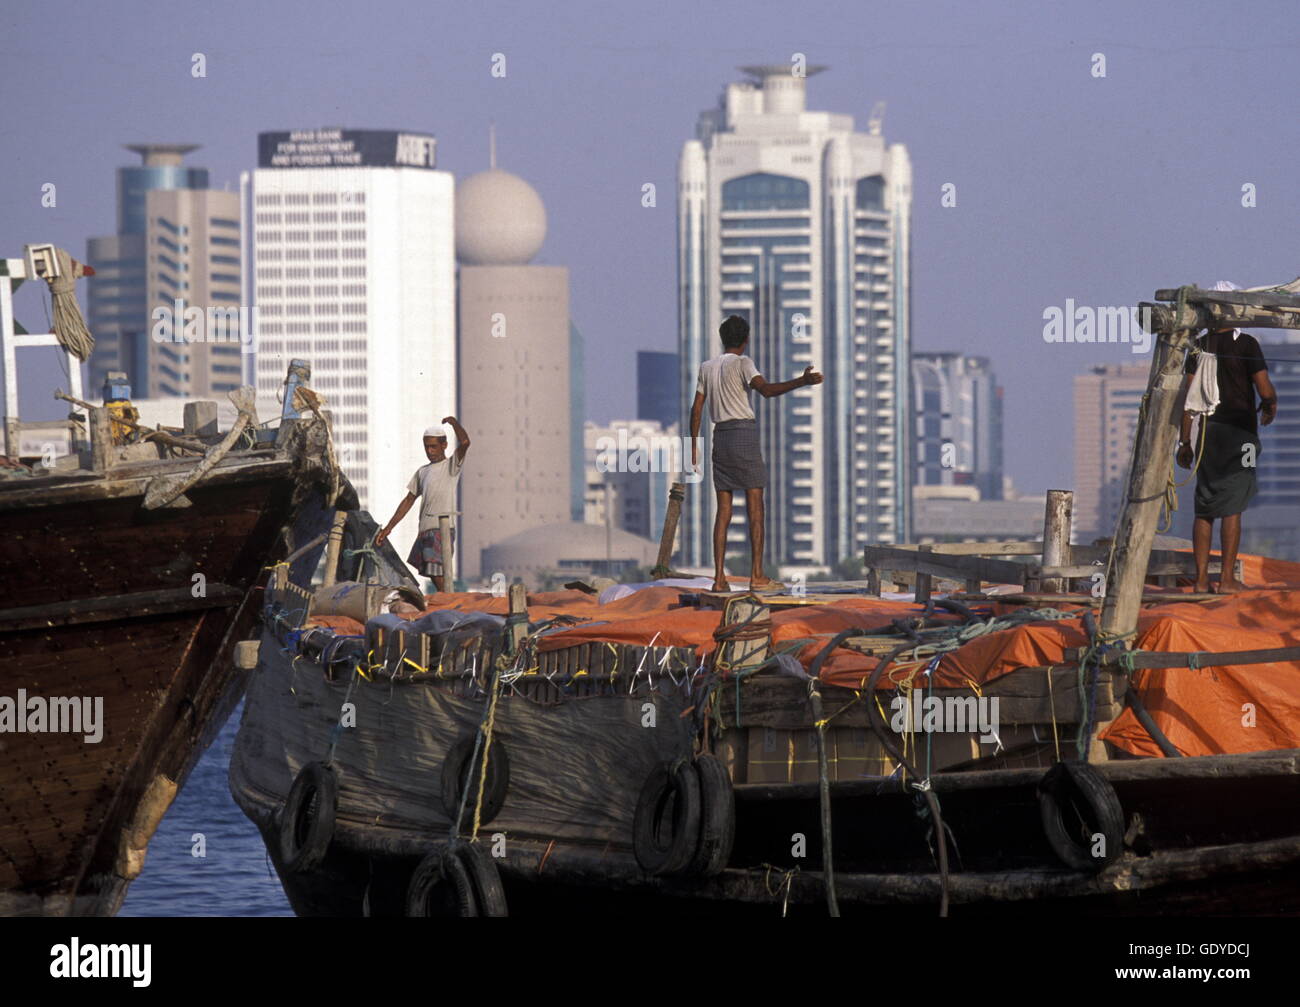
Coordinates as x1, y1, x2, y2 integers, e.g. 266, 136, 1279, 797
914, 544, 932, 604
1041, 490, 1073, 594
321, 510, 347, 588
89, 406, 112, 472
1099, 323, 1195, 642
507, 582, 528, 653
651, 482, 685, 578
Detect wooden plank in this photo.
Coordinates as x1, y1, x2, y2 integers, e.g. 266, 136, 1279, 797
1141, 299, 1300, 334
969, 592, 1219, 606
0, 584, 241, 631
1104, 645, 1300, 670
862, 546, 1028, 586
1030, 561, 1228, 580
718, 667, 1096, 729
1153, 286, 1300, 309
888, 541, 1043, 556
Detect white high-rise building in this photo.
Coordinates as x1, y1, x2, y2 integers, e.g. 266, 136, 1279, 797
677, 66, 913, 571
245, 129, 455, 565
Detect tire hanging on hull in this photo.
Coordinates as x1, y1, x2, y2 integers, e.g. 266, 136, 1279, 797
279, 762, 338, 874
406, 841, 508, 917
1038, 761, 1125, 872
686, 753, 735, 878
632, 760, 702, 876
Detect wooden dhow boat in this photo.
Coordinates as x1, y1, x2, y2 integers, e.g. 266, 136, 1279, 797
1, 245, 344, 915
229, 280, 1300, 917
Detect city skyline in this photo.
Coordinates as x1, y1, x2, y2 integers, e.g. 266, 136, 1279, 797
4, 1, 1298, 498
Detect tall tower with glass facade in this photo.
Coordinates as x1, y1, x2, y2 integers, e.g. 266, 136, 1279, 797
677, 65, 913, 570
86, 144, 243, 399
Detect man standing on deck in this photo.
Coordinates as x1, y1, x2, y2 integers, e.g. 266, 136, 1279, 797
690, 314, 823, 593
375, 417, 471, 591
1177, 326, 1277, 593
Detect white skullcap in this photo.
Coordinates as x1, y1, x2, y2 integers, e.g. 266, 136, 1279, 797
423, 425, 448, 439
1211, 280, 1242, 340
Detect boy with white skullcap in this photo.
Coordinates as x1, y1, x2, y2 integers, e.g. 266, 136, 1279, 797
375, 416, 471, 591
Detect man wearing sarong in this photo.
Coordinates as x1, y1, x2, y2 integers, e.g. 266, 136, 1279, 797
690, 314, 823, 592
1178, 327, 1277, 593
375, 417, 471, 591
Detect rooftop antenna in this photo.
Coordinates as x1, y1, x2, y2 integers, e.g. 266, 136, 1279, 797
489, 121, 497, 170
868, 100, 886, 136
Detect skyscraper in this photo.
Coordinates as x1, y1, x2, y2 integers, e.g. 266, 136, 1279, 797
456, 163, 572, 580
1073, 363, 1149, 539
246, 128, 454, 566
637, 350, 679, 428
86, 144, 243, 399
677, 65, 913, 570
913, 352, 1003, 500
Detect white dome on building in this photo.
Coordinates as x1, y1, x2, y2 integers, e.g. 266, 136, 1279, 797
455, 169, 547, 265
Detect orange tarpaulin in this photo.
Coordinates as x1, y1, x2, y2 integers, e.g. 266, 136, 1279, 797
299, 555, 1300, 759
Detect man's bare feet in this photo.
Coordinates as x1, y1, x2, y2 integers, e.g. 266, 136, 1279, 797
1192, 580, 1211, 594
711, 579, 731, 593
749, 576, 777, 590
1217, 578, 1247, 594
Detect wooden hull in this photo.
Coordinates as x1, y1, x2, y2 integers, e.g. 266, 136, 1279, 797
0, 451, 334, 915
230, 626, 1300, 917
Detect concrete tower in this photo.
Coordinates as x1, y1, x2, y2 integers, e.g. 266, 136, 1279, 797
456, 143, 572, 580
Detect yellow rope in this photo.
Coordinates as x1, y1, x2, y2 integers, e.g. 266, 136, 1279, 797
470, 657, 507, 840
1045, 664, 1061, 762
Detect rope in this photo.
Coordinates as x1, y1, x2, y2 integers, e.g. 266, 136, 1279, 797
342, 538, 381, 581
1044, 665, 1061, 762
43, 248, 95, 361
470, 658, 505, 841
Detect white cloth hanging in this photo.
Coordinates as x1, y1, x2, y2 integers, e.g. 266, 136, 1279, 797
1185, 350, 1220, 416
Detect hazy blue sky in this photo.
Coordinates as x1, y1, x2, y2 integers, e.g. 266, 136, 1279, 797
3, 0, 1298, 492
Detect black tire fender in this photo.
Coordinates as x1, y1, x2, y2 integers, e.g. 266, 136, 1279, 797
405, 846, 477, 917
1037, 761, 1124, 872
405, 843, 508, 917
686, 753, 735, 878
632, 760, 702, 876
441, 735, 510, 831
278, 761, 338, 874
452, 842, 508, 917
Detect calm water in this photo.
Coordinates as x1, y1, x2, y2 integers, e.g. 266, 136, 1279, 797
119, 701, 292, 917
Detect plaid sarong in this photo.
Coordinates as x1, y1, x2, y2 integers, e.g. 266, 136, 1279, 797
408, 526, 455, 576
712, 419, 766, 492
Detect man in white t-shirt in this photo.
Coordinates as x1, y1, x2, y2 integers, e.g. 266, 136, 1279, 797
690, 315, 822, 593
375, 416, 471, 591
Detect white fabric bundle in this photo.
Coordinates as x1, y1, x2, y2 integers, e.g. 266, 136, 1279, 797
1185, 351, 1219, 417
